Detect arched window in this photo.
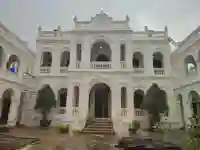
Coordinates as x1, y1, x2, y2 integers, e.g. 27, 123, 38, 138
41, 52, 52, 67
121, 87, 127, 108
132, 52, 144, 68
58, 88, 67, 107
184, 55, 197, 75
60, 51, 70, 67
6, 54, 20, 73
188, 91, 200, 117
73, 86, 79, 107
90, 41, 111, 61
153, 52, 163, 68
134, 89, 144, 109
76, 44, 82, 61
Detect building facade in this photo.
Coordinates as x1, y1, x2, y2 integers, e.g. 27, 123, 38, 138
1, 11, 198, 136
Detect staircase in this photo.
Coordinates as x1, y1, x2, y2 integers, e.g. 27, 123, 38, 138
82, 118, 115, 135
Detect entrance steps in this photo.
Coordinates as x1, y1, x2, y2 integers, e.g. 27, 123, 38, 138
82, 118, 115, 135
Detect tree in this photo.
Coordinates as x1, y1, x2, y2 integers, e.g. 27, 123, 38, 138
141, 83, 169, 130
34, 84, 56, 127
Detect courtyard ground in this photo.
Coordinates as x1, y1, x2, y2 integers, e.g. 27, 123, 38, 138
1, 127, 187, 150
3, 127, 118, 150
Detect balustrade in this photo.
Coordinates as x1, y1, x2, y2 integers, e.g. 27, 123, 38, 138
40, 67, 51, 73
154, 68, 164, 76
90, 62, 111, 69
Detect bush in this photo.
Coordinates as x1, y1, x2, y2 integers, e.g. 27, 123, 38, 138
56, 124, 70, 134
131, 120, 140, 130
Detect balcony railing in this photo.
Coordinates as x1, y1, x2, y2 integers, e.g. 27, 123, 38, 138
60, 67, 68, 73
121, 108, 128, 117
90, 62, 111, 69
135, 109, 145, 117
120, 61, 126, 69
72, 107, 79, 116
40, 67, 51, 73
154, 68, 164, 76
133, 68, 144, 73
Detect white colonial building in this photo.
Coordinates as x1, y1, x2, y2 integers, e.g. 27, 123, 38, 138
0, 11, 199, 136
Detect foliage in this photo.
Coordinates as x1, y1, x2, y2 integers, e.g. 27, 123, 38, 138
34, 84, 56, 127
55, 124, 70, 133
141, 83, 169, 127
129, 120, 140, 130
182, 117, 200, 150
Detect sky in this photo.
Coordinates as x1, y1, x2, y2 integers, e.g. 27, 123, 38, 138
0, 0, 200, 51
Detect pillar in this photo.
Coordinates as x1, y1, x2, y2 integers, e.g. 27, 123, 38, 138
127, 86, 134, 120
82, 39, 90, 69
111, 42, 120, 69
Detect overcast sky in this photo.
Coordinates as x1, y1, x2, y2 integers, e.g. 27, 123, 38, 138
0, 0, 200, 51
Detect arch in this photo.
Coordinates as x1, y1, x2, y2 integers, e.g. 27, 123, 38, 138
58, 88, 67, 107
184, 55, 197, 75
90, 40, 111, 61
132, 52, 144, 68
153, 52, 163, 68
60, 51, 70, 67
6, 54, 20, 73
40, 52, 52, 67
0, 46, 4, 67
121, 87, 127, 108
88, 83, 111, 118
188, 91, 200, 117
0, 88, 14, 124
134, 89, 144, 109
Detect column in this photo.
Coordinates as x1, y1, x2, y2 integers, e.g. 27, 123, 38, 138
69, 41, 76, 69
66, 82, 74, 121
82, 39, 90, 69
7, 90, 21, 127
126, 40, 133, 69
144, 50, 154, 75
51, 51, 60, 75
182, 92, 192, 125
111, 42, 120, 69
127, 86, 134, 120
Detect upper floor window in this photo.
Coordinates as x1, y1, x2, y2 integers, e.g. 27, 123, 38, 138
153, 52, 163, 68
6, 54, 20, 73
40, 52, 52, 67
120, 44, 126, 61
76, 44, 82, 61
60, 51, 70, 67
132, 52, 144, 68
184, 55, 197, 75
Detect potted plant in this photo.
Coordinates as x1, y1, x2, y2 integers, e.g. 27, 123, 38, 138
56, 124, 70, 134
128, 120, 140, 135
34, 84, 56, 128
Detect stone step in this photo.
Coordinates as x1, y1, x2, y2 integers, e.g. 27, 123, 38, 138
87, 125, 113, 129
82, 130, 115, 135
83, 127, 113, 131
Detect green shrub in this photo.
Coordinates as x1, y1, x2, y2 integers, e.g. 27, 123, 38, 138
131, 120, 140, 130
55, 124, 70, 133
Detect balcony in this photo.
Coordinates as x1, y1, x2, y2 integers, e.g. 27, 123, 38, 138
135, 109, 145, 120
60, 67, 68, 73
120, 61, 126, 69
154, 68, 164, 76
40, 67, 51, 73
133, 68, 144, 73
90, 62, 111, 69
76, 61, 80, 69
121, 108, 128, 117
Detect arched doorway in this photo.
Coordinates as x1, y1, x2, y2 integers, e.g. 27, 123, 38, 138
90, 41, 111, 62
89, 83, 111, 118
0, 88, 14, 124
188, 91, 200, 117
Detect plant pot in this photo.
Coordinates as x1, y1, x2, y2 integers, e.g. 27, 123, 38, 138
40, 120, 51, 128
59, 127, 69, 133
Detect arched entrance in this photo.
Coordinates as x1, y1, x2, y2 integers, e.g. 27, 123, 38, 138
90, 41, 111, 62
0, 88, 14, 124
89, 83, 111, 118
188, 91, 200, 117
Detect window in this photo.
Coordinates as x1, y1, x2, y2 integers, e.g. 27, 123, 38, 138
58, 88, 67, 107
76, 44, 82, 61
73, 86, 79, 107
41, 52, 52, 67
120, 44, 126, 61
121, 87, 127, 108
